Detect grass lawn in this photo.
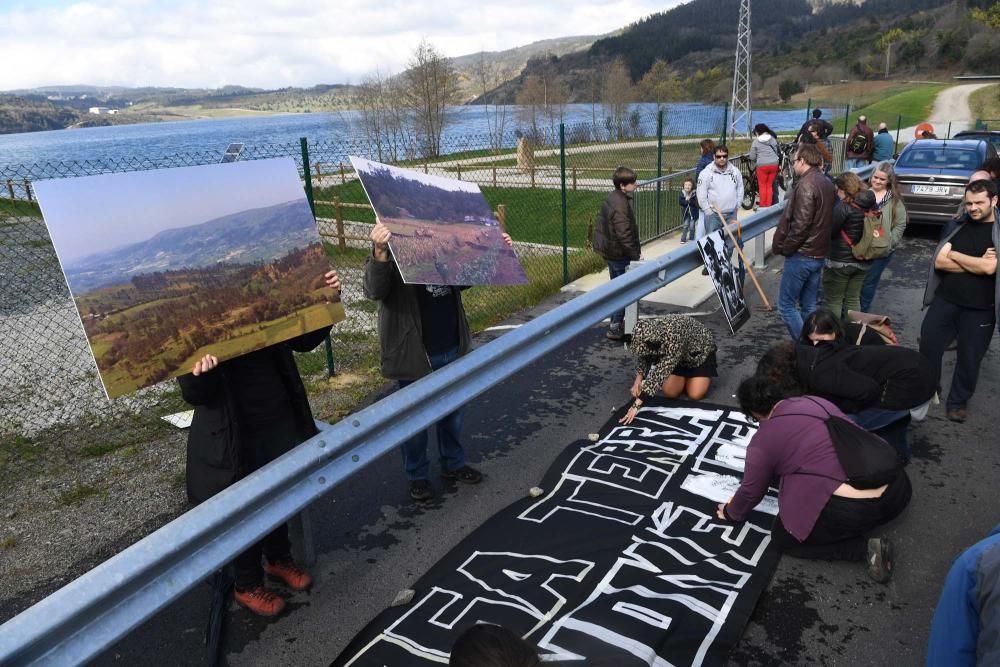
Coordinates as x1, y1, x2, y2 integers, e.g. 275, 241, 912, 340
838, 84, 948, 134
969, 84, 1000, 125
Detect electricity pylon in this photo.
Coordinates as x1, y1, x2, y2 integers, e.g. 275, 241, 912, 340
729, 0, 752, 139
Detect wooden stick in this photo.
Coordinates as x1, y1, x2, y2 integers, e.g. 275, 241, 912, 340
714, 208, 772, 310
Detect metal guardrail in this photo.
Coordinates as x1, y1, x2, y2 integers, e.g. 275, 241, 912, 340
0, 165, 880, 663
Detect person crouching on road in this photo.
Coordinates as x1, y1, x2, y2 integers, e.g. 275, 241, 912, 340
717, 375, 911, 584
619, 315, 717, 425
593, 166, 640, 341
363, 221, 513, 502
179, 269, 341, 617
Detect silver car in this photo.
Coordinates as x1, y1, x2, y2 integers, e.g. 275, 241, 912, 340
893, 139, 998, 224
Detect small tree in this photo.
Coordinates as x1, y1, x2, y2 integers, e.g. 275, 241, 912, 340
515, 75, 546, 143
355, 70, 408, 162
600, 57, 634, 140
474, 52, 510, 152
402, 40, 460, 158
638, 59, 683, 106
778, 79, 803, 103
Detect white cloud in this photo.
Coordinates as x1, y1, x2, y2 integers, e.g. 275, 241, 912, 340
0, 0, 682, 90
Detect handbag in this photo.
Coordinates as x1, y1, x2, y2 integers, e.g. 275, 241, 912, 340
779, 397, 903, 489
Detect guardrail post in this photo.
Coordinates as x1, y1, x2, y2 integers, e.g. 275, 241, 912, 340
288, 508, 316, 567
300, 138, 315, 218
334, 196, 346, 250
560, 123, 569, 285
656, 109, 664, 235
753, 234, 766, 269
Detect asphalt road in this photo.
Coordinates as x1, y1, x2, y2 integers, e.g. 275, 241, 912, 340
94, 224, 1000, 666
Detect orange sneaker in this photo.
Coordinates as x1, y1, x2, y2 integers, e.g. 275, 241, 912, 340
234, 585, 285, 617
264, 558, 313, 591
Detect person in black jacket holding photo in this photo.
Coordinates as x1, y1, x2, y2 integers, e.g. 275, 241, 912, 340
178, 269, 340, 618
593, 166, 640, 340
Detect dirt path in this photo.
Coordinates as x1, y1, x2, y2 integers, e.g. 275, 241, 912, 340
900, 82, 993, 139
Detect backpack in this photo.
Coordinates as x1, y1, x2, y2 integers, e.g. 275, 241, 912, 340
848, 130, 869, 154
846, 311, 899, 345
779, 397, 904, 489
840, 204, 891, 260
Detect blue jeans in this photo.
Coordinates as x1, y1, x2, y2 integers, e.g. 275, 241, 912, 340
607, 259, 630, 325
778, 253, 824, 339
680, 214, 695, 242
859, 252, 893, 313
398, 347, 465, 481
846, 158, 867, 170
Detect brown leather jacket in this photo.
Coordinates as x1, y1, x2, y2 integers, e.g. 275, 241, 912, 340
772, 167, 837, 258
593, 189, 640, 262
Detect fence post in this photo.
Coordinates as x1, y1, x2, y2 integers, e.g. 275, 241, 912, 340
655, 109, 664, 236
841, 105, 851, 164
457, 163, 462, 180
560, 123, 569, 286
530, 164, 536, 188
572, 167, 577, 191
805, 98, 812, 120
24, 180, 32, 202
5, 179, 13, 200
895, 114, 902, 152
300, 138, 315, 218
315, 162, 322, 181
492, 165, 497, 188
334, 196, 346, 250
494, 204, 507, 230
339, 161, 346, 185
720, 103, 729, 146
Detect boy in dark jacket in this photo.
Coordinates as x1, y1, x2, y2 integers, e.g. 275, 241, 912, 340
179, 269, 340, 617
593, 166, 640, 340
678, 177, 698, 243
364, 221, 513, 501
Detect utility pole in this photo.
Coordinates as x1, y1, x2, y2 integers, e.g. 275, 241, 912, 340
729, 0, 752, 139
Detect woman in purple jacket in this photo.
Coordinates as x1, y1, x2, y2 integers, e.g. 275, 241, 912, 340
717, 375, 911, 582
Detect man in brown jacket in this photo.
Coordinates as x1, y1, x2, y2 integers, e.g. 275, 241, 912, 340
593, 166, 640, 340
772, 144, 837, 339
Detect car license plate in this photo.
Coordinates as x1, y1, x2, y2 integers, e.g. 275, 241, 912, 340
912, 184, 950, 195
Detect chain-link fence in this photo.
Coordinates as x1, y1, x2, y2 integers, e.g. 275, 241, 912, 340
0, 106, 737, 464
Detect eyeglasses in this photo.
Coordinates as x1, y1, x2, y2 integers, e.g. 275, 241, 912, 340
714, 154, 729, 159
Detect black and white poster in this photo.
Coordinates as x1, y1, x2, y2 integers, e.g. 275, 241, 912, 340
332, 399, 780, 666
696, 231, 750, 334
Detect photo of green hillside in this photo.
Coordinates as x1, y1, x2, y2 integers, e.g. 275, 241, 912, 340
33, 158, 344, 398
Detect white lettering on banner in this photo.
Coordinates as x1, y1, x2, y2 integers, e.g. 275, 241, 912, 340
538, 503, 772, 666
343, 407, 776, 666
345, 553, 593, 665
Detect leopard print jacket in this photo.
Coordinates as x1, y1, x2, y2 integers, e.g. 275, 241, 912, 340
630, 315, 716, 398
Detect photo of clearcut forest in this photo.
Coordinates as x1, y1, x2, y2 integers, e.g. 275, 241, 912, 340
33, 157, 344, 399
349, 156, 527, 286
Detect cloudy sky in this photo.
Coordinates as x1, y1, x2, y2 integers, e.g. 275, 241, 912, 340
0, 0, 680, 91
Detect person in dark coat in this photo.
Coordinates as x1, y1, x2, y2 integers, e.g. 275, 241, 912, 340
592, 166, 640, 340
823, 172, 875, 319
178, 269, 340, 617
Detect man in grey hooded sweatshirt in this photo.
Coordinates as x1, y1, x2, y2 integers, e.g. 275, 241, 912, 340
697, 144, 745, 283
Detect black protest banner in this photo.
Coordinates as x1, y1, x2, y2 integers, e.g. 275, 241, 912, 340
332, 399, 780, 666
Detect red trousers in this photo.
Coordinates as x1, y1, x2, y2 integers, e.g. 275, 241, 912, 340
756, 164, 779, 207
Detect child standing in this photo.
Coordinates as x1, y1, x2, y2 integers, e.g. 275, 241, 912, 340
678, 178, 699, 243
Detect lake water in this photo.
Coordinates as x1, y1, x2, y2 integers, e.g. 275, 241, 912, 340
0, 103, 825, 174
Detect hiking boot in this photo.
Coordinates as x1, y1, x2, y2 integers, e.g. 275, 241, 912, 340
234, 585, 285, 616
866, 538, 893, 584
606, 324, 624, 341
701, 267, 709, 275
946, 407, 967, 423
441, 466, 483, 485
409, 479, 434, 501
264, 558, 312, 591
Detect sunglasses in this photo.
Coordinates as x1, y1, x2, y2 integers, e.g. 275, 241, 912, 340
714, 154, 729, 159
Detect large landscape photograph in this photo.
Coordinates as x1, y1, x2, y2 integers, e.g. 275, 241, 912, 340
349, 156, 527, 286
34, 157, 344, 398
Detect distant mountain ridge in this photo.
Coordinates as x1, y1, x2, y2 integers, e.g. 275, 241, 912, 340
65, 199, 318, 293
